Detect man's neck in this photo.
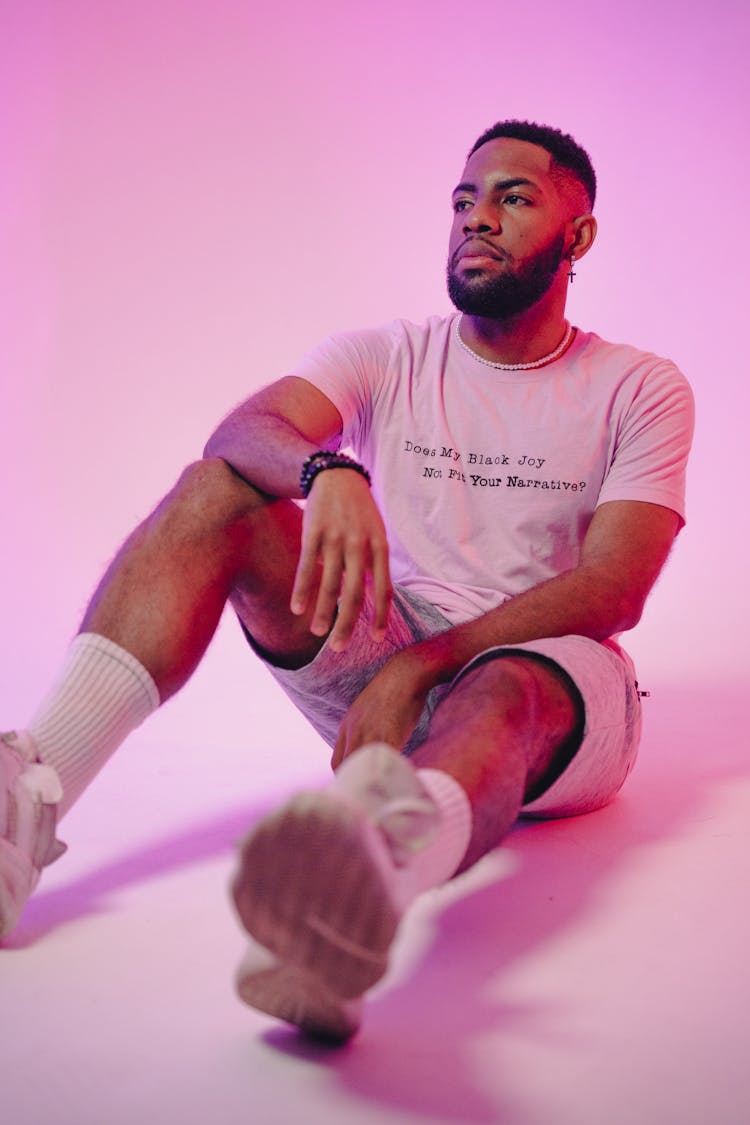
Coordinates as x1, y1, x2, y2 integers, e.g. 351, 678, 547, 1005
458, 293, 570, 367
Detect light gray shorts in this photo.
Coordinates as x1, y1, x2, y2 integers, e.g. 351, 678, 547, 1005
242, 585, 642, 819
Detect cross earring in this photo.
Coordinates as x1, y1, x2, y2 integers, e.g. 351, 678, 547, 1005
568, 254, 576, 284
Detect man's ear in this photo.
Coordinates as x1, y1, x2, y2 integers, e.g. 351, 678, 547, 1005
568, 213, 597, 261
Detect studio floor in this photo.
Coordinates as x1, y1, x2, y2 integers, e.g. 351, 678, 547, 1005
2, 678, 748, 1125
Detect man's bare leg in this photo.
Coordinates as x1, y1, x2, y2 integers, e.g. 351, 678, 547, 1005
80, 456, 328, 699
5, 457, 324, 829
2, 456, 326, 937
409, 655, 579, 872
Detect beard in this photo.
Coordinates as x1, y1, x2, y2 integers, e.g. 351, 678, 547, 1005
447, 230, 566, 318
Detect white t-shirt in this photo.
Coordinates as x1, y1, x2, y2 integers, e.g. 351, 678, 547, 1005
292, 314, 694, 625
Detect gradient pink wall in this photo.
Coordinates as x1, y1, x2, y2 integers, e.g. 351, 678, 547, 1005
1, 1, 747, 754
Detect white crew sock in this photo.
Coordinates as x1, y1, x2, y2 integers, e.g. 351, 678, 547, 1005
406, 767, 473, 892
333, 744, 474, 909
26, 633, 160, 817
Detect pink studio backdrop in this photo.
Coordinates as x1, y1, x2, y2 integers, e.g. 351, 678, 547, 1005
1, 0, 748, 769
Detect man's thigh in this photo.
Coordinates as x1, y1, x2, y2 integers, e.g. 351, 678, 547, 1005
228, 498, 328, 668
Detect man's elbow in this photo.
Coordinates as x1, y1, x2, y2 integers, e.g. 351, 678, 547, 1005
613, 590, 648, 634
202, 433, 220, 460
203, 421, 238, 463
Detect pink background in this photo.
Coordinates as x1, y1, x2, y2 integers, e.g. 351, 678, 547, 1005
2, 4, 749, 1123
3, 0, 747, 721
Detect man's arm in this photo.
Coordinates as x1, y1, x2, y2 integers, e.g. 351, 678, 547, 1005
203, 375, 343, 497
332, 499, 680, 764
203, 375, 393, 648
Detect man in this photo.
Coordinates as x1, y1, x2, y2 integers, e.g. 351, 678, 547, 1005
0, 121, 693, 1042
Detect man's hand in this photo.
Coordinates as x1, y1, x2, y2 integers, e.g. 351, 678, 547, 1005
291, 469, 393, 652
331, 647, 435, 768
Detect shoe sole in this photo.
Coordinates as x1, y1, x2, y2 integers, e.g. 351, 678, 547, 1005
232, 792, 399, 1000
236, 957, 362, 1043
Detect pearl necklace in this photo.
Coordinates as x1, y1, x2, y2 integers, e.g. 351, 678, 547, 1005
455, 318, 575, 371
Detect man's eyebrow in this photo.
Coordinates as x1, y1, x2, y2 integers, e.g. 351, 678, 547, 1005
451, 177, 540, 196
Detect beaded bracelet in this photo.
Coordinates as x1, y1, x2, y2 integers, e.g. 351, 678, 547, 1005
300, 450, 371, 498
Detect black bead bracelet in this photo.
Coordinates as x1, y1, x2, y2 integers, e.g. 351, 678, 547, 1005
300, 450, 371, 498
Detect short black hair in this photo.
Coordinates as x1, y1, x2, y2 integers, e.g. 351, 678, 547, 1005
468, 120, 597, 210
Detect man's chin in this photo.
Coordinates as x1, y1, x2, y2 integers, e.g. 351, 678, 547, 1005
447, 283, 521, 319
447, 272, 555, 320
447, 274, 491, 315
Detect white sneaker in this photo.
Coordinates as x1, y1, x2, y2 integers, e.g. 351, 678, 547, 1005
232, 743, 440, 1041
0, 731, 66, 940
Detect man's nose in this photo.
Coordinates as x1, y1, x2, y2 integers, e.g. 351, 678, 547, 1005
463, 198, 500, 234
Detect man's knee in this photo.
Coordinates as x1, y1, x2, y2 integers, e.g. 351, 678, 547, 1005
161, 458, 267, 537
436, 654, 578, 733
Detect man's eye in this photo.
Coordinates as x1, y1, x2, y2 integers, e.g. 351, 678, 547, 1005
504, 194, 529, 206
453, 199, 472, 213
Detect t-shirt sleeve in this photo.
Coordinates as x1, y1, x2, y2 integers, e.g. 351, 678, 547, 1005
596, 360, 695, 525
288, 325, 397, 454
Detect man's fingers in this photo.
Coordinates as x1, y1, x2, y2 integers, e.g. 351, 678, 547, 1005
326, 547, 366, 650
369, 541, 393, 640
290, 539, 320, 616
331, 734, 346, 771
309, 543, 347, 637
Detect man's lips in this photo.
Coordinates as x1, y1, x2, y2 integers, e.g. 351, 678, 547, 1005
454, 240, 509, 266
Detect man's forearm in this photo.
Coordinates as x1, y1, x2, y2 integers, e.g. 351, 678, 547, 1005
396, 499, 679, 694
331, 560, 639, 765
203, 377, 344, 499
203, 411, 319, 498
400, 563, 639, 693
